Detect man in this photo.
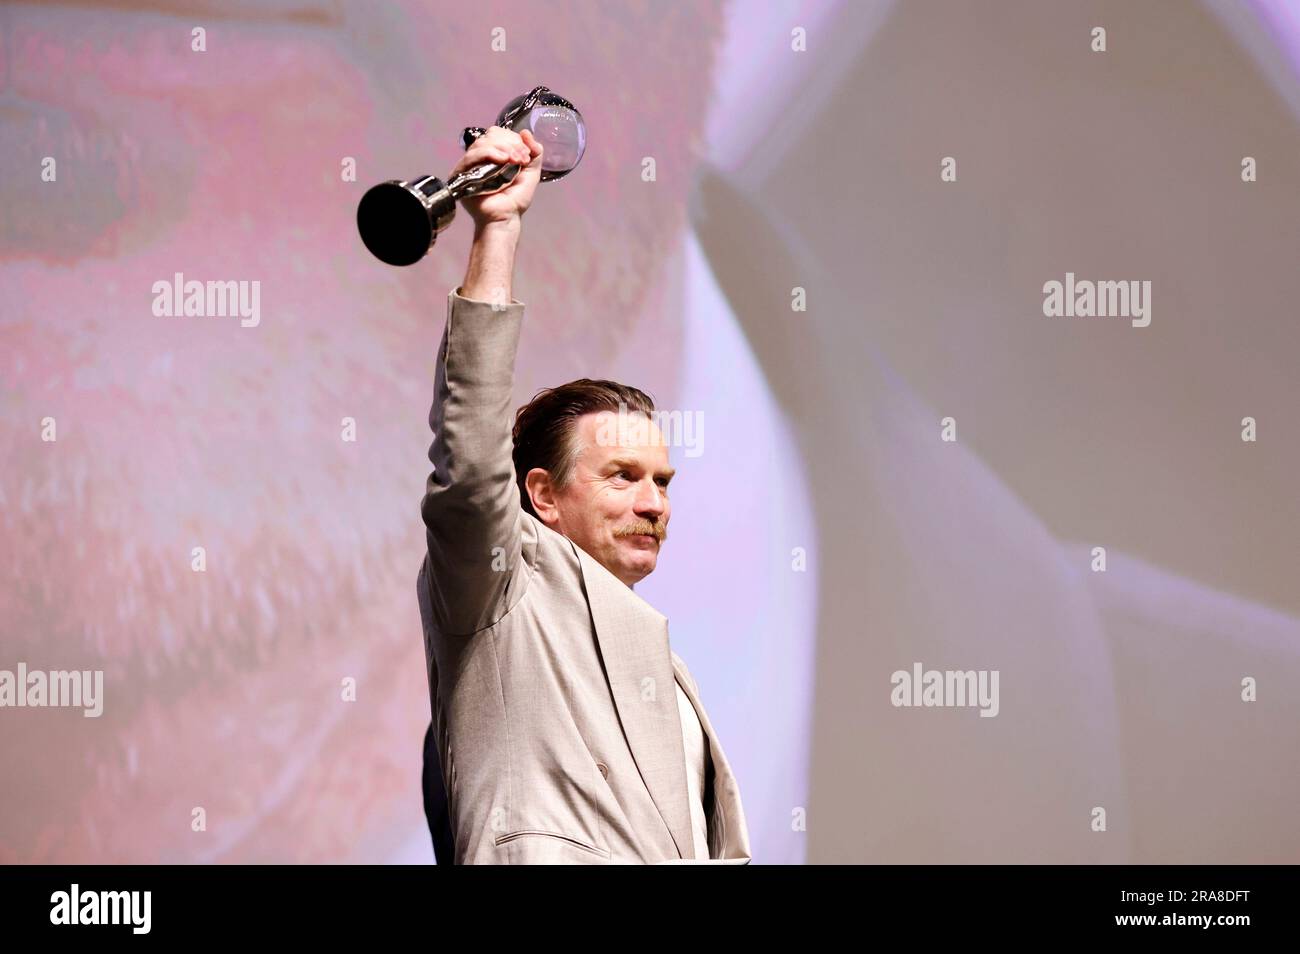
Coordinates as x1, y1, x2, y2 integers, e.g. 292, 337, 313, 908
416, 125, 751, 864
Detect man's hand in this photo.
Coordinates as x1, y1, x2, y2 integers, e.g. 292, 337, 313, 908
452, 126, 544, 230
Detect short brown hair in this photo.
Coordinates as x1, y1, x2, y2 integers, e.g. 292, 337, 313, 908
512, 379, 655, 518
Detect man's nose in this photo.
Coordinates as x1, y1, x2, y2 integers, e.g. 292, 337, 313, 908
633, 479, 666, 517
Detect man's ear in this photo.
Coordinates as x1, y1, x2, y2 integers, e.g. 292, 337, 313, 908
525, 467, 561, 527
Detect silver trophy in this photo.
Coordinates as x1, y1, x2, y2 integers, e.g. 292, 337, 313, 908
357, 86, 585, 266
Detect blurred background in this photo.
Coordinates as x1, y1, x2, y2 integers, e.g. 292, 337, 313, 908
1, 0, 1297, 864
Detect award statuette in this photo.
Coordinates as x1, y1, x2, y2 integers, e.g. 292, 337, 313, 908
357, 86, 586, 266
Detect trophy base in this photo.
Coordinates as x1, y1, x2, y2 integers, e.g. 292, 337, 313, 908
357, 180, 453, 267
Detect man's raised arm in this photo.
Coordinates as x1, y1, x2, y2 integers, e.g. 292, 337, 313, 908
420, 126, 543, 635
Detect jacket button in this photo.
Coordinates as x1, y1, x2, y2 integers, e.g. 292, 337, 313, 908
596, 762, 609, 780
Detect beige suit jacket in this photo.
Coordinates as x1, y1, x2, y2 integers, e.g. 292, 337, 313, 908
416, 288, 751, 864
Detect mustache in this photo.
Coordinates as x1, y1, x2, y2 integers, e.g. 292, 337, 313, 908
614, 520, 667, 542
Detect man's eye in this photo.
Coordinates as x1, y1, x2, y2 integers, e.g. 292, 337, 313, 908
616, 470, 633, 480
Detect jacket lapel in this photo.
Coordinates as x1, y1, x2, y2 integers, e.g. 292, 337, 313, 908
575, 546, 692, 860
670, 653, 752, 862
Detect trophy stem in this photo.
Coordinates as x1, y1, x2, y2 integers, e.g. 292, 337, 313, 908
408, 176, 458, 236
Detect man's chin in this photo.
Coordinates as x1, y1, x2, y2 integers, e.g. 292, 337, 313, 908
612, 546, 659, 585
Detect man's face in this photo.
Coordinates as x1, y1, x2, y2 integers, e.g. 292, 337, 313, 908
544, 411, 674, 587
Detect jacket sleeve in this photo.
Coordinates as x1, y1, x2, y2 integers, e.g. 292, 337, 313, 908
420, 286, 529, 636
